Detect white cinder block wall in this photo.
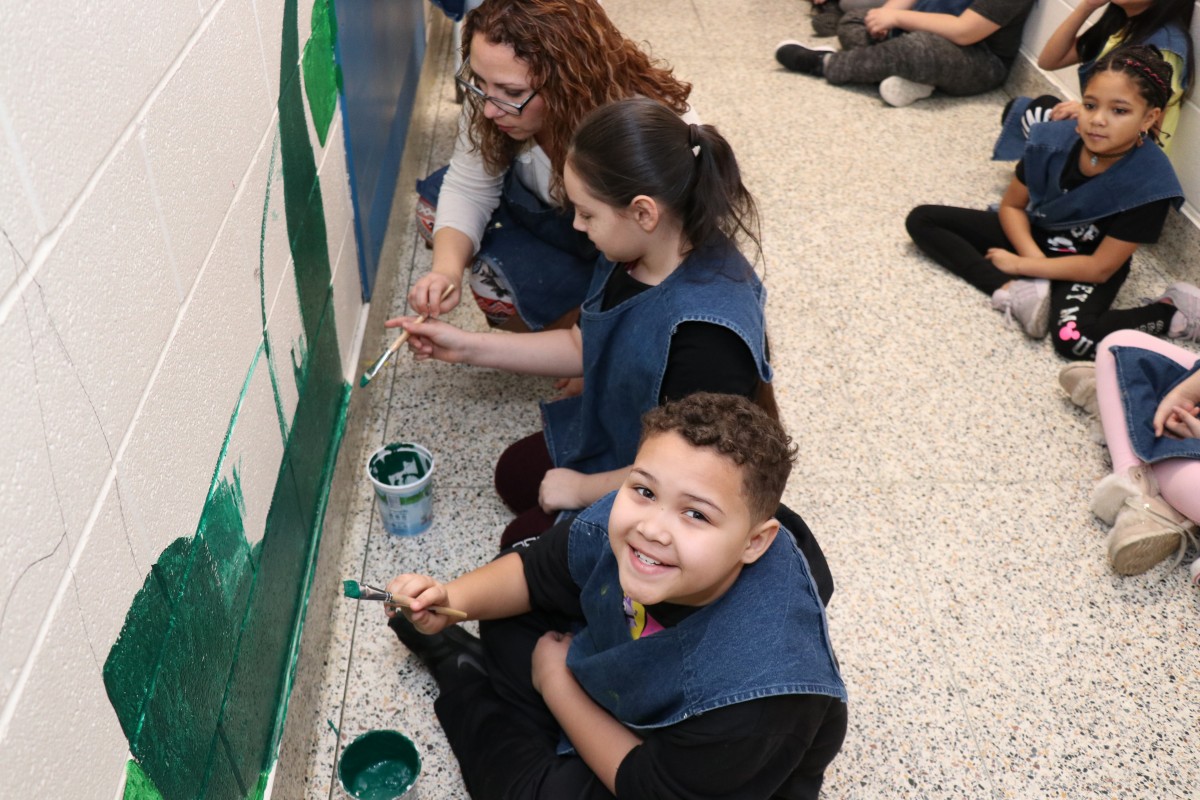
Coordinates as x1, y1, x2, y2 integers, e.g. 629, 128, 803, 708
0, 0, 361, 795
1016, 0, 1200, 220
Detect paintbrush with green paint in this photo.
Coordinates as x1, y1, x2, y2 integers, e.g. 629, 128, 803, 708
343, 579, 468, 619
359, 283, 455, 387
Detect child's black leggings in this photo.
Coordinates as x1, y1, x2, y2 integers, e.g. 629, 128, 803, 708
905, 205, 1175, 360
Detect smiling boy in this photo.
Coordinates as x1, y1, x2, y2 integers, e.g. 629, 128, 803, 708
386, 393, 847, 799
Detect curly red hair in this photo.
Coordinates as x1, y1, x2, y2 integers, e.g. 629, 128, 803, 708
462, 0, 692, 202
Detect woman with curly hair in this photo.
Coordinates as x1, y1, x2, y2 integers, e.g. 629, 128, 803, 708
409, 0, 695, 332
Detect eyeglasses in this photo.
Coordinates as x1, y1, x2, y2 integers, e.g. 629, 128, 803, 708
455, 59, 540, 116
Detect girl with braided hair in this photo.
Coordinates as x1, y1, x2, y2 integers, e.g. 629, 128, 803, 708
407, 0, 697, 333
994, 0, 1193, 159
907, 45, 1199, 360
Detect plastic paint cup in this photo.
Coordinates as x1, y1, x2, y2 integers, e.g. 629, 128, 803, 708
367, 443, 435, 537
338, 729, 421, 800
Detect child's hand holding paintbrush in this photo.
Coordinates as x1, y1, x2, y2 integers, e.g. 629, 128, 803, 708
343, 578, 468, 634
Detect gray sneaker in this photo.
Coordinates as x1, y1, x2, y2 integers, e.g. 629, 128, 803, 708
879, 76, 935, 107
991, 278, 1050, 338
1159, 281, 1200, 341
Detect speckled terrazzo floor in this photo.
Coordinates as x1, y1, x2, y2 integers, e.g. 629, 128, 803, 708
300, 2, 1200, 798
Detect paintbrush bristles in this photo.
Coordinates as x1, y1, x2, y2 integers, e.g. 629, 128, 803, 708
359, 284, 455, 387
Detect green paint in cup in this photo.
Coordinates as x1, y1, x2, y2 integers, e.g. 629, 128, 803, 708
366, 443, 435, 536
338, 729, 421, 799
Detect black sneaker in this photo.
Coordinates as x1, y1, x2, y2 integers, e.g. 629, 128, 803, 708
389, 614, 487, 690
774, 40, 835, 76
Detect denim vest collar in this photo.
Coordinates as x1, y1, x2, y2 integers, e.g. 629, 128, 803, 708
1022, 119, 1183, 230
541, 238, 772, 475
563, 493, 847, 731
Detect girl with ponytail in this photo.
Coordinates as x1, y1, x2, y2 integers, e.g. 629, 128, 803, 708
388, 98, 774, 546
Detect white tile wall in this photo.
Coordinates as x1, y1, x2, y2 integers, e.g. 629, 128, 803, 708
0, 595, 129, 797
0, 98, 44, 262
0, 1, 199, 236
140, 0, 275, 292
32, 142, 178, 450
219, 356, 286, 549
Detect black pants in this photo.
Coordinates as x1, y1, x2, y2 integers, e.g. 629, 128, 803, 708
434, 610, 613, 800
905, 204, 1175, 360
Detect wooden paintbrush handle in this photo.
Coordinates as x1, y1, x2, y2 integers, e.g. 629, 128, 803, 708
386, 597, 469, 619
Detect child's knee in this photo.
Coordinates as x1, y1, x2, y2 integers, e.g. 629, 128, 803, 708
905, 205, 935, 239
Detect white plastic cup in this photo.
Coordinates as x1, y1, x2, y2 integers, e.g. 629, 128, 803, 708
367, 443, 435, 537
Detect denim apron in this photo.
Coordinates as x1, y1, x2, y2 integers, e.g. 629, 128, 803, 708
992, 24, 1191, 161
541, 237, 772, 476
561, 492, 846, 739
1112, 346, 1200, 463
1020, 120, 1183, 230
417, 165, 598, 330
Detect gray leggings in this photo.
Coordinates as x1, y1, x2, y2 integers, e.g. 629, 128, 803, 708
824, 11, 1009, 95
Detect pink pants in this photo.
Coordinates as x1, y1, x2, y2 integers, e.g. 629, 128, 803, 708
1095, 330, 1200, 522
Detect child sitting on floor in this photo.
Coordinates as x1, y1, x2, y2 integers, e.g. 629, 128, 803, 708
907, 45, 1197, 359
391, 98, 774, 547
1060, 330, 1200, 580
384, 393, 848, 800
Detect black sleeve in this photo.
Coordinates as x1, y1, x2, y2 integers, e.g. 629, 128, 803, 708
614, 694, 847, 800
1104, 198, 1174, 244
1015, 158, 1026, 185
776, 502, 834, 607
968, 0, 1031, 27
516, 516, 583, 616
659, 322, 759, 404
1075, 21, 1106, 64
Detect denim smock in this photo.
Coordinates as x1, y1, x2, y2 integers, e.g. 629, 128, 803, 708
540, 237, 772, 476
1112, 346, 1200, 463
1019, 119, 1183, 230
992, 24, 1191, 161
562, 492, 847, 736
417, 165, 597, 330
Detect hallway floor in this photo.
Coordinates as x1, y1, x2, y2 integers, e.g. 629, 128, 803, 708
302, 2, 1199, 797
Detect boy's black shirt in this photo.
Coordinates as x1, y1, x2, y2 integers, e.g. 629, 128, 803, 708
516, 518, 847, 799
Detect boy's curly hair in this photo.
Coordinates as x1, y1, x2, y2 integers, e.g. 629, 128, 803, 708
640, 393, 796, 523
461, 0, 692, 203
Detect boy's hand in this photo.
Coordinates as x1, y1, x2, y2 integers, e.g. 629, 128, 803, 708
539, 468, 586, 513
385, 573, 455, 633
865, 7, 899, 38
531, 631, 574, 695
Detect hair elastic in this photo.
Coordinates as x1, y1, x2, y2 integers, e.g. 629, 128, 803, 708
1121, 57, 1169, 95
688, 123, 702, 156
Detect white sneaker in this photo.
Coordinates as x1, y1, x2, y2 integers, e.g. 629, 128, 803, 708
879, 76, 935, 107
991, 278, 1050, 338
1158, 282, 1200, 341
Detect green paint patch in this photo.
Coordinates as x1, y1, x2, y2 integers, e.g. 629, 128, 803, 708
122, 759, 165, 800
302, 0, 342, 147
103, 0, 353, 795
